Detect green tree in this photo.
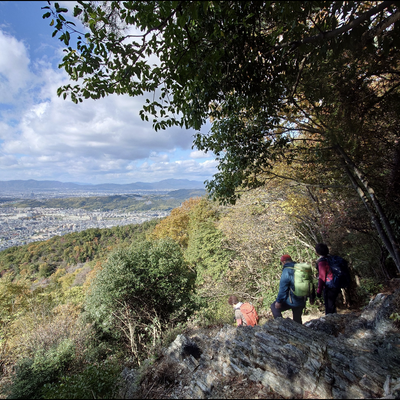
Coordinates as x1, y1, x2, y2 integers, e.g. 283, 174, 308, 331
83, 239, 196, 364
0, 278, 31, 371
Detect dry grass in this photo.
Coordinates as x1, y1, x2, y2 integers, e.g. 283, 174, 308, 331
137, 364, 284, 399
203, 375, 284, 399
136, 357, 189, 399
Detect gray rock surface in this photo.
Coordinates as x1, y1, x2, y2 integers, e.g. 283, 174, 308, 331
160, 289, 400, 399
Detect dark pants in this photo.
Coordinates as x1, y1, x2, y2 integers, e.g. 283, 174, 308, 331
270, 301, 304, 324
324, 287, 341, 314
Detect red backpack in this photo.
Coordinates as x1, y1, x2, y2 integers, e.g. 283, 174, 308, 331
240, 303, 259, 327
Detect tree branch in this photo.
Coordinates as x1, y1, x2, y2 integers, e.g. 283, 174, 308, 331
277, 1, 396, 51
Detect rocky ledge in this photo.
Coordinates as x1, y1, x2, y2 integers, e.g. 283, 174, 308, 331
157, 288, 400, 399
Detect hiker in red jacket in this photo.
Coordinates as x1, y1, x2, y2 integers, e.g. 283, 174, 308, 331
315, 243, 340, 315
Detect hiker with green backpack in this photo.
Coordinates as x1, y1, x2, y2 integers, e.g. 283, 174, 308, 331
270, 254, 315, 324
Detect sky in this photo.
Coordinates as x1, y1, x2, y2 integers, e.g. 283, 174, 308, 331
0, 1, 217, 185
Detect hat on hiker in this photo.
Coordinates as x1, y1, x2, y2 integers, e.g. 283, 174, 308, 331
280, 254, 292, 263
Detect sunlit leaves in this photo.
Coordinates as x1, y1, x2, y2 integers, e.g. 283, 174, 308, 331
150, 197, 201, 248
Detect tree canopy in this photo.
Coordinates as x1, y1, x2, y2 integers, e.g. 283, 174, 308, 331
43, 1, 400, 271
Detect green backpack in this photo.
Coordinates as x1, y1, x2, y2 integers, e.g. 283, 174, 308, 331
287, 263, 313, 297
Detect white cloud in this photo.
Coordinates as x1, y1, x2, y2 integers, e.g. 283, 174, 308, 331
138, 159, 218, 180
0, 154, 18, 167
5, 91, 195, 160
0, 30, 32, 103
0, 21, 217, 185
190, 150, 211, 159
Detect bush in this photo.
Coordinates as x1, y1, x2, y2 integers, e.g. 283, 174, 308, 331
83, 239, 196, 364
3, 339, 75, 399
42, 360, 122, 399
356, 277, 384, 305
188, 296, 233, 328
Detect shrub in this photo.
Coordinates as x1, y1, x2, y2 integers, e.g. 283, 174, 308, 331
42, 360, 122, 400
356, 277, 384, 305
3, 339, 75, 399
83, 239, 196, 364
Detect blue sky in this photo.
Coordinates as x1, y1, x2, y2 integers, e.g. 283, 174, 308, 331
0, 1, 216, 184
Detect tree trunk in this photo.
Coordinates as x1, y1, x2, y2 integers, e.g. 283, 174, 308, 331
334, 144, 400, 274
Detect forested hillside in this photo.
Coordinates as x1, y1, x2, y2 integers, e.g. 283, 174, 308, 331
0, 1, 398, 399
0, 220, 160, 279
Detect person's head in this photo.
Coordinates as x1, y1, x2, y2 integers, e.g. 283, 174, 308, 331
228, 295, 239, 306
315, 243, 329, 256
280, 254, 292, 264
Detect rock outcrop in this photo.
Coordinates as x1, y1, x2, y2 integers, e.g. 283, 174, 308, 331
159, 289, 400, 399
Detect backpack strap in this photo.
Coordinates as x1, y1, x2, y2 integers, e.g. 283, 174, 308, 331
285, 266, 296, 297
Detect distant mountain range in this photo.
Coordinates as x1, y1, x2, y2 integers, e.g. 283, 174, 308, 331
0, 179, 205, 192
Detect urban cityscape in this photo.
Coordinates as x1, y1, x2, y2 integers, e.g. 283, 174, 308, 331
0, 205, 169, 252
0, 180, 205, 252
0, 190, 174, 252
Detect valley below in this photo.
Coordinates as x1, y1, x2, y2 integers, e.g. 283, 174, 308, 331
0, 184, 205, 251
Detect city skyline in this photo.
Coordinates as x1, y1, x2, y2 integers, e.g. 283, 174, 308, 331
0, 1, 218, 185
